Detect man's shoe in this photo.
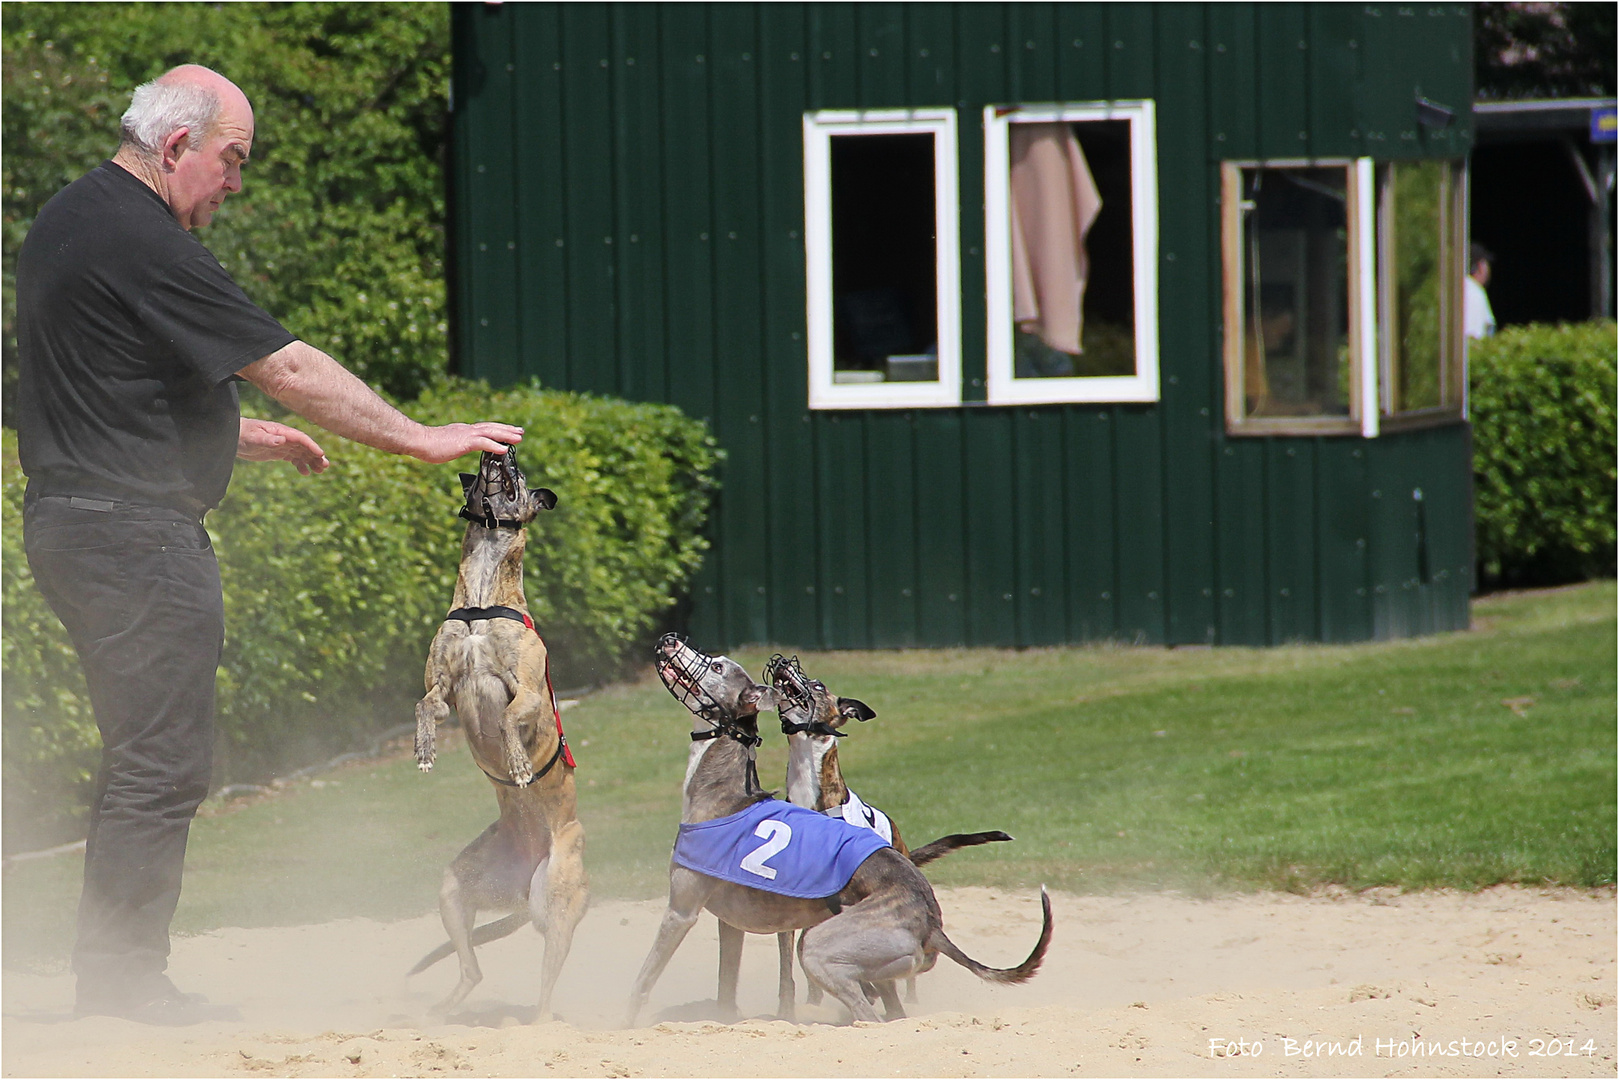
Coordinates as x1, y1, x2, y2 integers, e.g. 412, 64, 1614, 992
75, 976, 238, 1026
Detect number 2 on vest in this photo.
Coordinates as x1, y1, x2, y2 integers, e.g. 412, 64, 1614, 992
739, 820, 793, 880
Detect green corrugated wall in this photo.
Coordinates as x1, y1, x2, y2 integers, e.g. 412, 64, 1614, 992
450, 2, 1474, 649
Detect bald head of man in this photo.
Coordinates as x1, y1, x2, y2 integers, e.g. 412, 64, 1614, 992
114, 64, 254, 230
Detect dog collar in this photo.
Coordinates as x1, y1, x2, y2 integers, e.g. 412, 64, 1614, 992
458, 506, 528, 530
691, 726, 763, 749
779, 718, 845, 738
445, 605, 536, 633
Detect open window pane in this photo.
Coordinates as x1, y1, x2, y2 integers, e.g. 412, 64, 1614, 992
1007, 120, 1133, 377
1380, 160, 1465, 418
831, 134, 938, 383
804, 110, 960, 409
985, 101, 1159, 405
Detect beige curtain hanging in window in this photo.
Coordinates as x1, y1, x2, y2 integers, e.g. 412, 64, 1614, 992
1009, 123, 1103, 355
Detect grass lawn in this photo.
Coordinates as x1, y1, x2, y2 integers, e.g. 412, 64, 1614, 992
4, 581, 1613, 970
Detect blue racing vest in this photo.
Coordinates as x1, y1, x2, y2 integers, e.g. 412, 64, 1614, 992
673, 799, 890, 900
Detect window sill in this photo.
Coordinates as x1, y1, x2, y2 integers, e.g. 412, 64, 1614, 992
1377, 407, 1467, 433
1225, 415, 1363, 438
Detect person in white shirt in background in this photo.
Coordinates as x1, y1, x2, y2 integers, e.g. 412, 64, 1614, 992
1464, 242, 1497, 339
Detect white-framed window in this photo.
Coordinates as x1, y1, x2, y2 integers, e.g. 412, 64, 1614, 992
802, 109, 962, 410
983, 100, 1159, 405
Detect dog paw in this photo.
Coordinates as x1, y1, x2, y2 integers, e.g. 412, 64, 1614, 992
417, 761, 434, 773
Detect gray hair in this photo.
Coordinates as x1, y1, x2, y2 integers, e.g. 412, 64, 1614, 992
119, 78, 221, 158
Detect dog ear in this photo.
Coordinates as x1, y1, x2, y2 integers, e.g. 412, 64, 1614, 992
531, 487, 558, 511
459, 473, 478, 495
740, 684, 778, 713
838, 697, 875, 722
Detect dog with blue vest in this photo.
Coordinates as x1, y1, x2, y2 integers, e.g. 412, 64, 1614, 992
625, 634, 1051, 1026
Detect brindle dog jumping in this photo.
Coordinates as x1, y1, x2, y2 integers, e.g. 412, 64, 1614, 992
409, 449, 588, 1020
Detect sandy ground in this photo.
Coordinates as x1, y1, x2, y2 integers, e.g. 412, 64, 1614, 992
3, 885, 1613, 1078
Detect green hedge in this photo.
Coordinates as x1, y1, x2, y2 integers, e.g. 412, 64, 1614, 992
2, 380, 718, 849
1469, 321, 1617, 586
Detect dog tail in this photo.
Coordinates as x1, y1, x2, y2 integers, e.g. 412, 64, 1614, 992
907, 830, 1013, 868
406, 912, 529, 976
927, 886, 1052, 986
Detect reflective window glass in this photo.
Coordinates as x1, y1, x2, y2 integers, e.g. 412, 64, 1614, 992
1236, 166, 1354, 420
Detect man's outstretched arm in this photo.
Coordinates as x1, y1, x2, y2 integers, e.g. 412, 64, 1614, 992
238, 340, 522, 464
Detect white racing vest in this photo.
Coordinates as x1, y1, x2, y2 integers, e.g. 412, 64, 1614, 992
825, 788, 895, 846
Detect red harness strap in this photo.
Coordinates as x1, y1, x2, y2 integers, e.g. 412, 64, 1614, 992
545, 663, 577, 768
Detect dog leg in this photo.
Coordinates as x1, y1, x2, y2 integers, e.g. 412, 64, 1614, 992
800, 913, 928, 1024
626, 906, 702, 1027
497, 675, 547, 787
775, 931, 797, 1021
531, 818, 588, 1021
430, 868, 482, 1014
415, 680, 450, 772
798, 953, 882, 1024
716, 920, 744, 1022
795, 921, 881, 1023
876, 980, 906, 1021
626, 871, 712, 1028
904, 975, 919, 1003
802, 929, 824, 1007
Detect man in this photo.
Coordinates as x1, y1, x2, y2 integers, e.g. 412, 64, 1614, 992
16, 64, 520, 1025
1464, 242, 1497, 339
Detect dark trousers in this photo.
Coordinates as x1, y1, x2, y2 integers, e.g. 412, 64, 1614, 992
23, 494, 224, 1001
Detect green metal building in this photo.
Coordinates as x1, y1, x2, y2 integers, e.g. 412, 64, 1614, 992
449, 2, 1476, 650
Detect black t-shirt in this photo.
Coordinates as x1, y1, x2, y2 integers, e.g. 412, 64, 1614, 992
16, 160, 296, 511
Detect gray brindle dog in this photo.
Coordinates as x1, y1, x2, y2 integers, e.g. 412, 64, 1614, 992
409, 449, 588, 1021
626, 634, 1052, 1026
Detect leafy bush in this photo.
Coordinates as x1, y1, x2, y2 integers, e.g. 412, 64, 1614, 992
1469, 321, 1617, 586
0, 432, 101, 850
2, 382, 719, 849
2, 3, 454, 416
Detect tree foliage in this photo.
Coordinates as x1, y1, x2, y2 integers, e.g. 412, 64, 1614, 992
1475, 3, 1617, 100
2, 2, 455, 419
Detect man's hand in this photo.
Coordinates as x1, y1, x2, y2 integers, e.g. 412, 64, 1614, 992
411, 422, 524, 465
237, 418, 330, 475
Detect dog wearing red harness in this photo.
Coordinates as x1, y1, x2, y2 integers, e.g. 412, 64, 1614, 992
409, 448, 588, 1021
